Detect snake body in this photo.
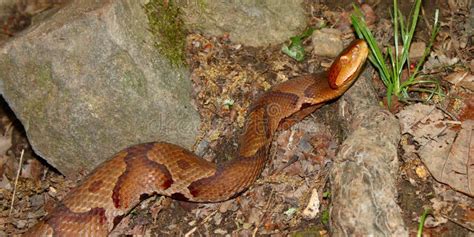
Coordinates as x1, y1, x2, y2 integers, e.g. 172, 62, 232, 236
24, 40, 368, 236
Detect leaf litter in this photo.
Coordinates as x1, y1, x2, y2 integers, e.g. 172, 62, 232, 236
398, 103, 473, 197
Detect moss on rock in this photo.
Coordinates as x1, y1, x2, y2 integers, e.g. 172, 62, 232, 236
144, 0, 187, 68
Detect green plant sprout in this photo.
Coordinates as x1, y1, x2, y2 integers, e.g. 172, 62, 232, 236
321, 209, 330, 225
282, 28, 315, 62
417, 209, 430, 237
351, 0, 442, 106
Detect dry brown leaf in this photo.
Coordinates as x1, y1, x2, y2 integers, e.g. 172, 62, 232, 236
398, 104, 474, 196
447, 202, 474, 231
0, 123, 13, 178
21, 159, 43, 180
444, 71, 474, 91
420, 120, 474, 196
431, 186, 474, 231
0, 173, 12, 190
425, 51, 459, 70
0, 123, 13, 155
398, 104, 446, 144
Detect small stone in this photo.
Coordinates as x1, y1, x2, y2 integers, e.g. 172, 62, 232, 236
29, 194, 45, 209
48, 187, 58, 197
13, 219, 27, 228
242, 222, 252, 229
195, 140, 209, 157
247, 208, 260, 224
214, 228, 227, 235
311, 28, 343, 57
218, 200, 234, 213
409, 42, 426, 59
284, 207, 298, 218
213, 212, 222, 225
302, 189, 320, 219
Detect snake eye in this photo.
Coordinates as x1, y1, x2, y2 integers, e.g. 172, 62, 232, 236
340, 55, 350, 64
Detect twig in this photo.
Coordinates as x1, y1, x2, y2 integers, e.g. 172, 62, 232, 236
184, 227, 197, 237
184, 209, 218, 237
467, 123, 473, 194
420, 7, 433, 35
444, 214, 474, 232
435, 105, 459, 121
9, 149, 25, 215
252, 188, 275, 237
420, 125, 449, 148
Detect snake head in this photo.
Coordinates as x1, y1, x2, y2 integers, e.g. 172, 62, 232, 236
328, 39, 369, 89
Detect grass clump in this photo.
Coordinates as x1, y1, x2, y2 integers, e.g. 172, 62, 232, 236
144, 0, 187, 68
351, 0, 442, 106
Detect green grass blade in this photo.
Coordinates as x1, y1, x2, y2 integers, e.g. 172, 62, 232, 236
351, 4, 392, 86
386, 84, 394, 106
398, 0, 422, 77
393, 0, 400, 78
411, 9, 440, 79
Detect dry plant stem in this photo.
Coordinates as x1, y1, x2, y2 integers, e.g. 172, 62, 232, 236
330, 69, 408, 236
184, 209, 218, 237
184, 226, 197, 237
421, 7, 433, 35
445, 215, 474, 232
252, 188, 275, 237
9, 149, 25, 215
420, 125, 450, 148
435, 105, 460, 121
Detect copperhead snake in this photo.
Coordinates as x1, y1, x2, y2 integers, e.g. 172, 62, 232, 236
24, 39, 368, 236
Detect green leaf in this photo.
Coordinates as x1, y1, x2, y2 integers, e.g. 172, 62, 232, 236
281, 28, 315, 62
321, 209, 330, 225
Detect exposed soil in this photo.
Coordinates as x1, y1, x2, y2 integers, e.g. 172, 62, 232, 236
0, 0, 473, 236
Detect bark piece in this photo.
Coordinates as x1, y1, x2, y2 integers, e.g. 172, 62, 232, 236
330, 70, 408, 236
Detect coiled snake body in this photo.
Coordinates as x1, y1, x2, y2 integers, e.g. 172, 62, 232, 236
24, 40, 368, 236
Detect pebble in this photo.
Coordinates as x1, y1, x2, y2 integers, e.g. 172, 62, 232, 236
311, 28, 344, 57
214, 228, 227, 235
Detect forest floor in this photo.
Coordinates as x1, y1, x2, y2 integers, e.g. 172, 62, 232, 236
0, 0, 472, 236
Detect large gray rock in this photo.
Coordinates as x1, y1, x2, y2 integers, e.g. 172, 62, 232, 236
0, 0, 200, 178
179, 0, 306, 47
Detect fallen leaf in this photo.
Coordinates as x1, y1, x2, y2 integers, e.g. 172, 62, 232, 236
397, 103, 446, 144
398, 104, 474, 196
0, 173, 12, 190
419, 120, 474, 196
0, 123, 13, 155
431, 186, 474, 231
425, 51, 459, 70
444, 71, 474, 91
21, 159, 43, 181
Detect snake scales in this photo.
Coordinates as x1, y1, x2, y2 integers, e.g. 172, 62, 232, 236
24, 39, 368, 236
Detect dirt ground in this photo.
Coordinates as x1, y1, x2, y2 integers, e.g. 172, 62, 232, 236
0, 0, 473, 236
